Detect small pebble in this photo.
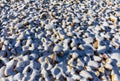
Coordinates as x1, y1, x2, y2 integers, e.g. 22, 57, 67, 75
80, 70, 93, 79
87, 60, 100, 69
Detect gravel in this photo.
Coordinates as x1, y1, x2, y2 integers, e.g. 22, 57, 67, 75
0, 0, 120, 81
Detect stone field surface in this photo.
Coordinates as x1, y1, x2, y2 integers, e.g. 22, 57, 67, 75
0, 0, 120, 81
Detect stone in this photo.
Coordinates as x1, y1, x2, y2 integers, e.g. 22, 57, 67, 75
105, 63, 113, 70
87, 60, 100, 69
73, 17, 80, 23
13, 73, 23, 80
111, 52, 120, 66
80, 70, 93, 79
93, 56, 102, 62
4, 60, 17, 76
53, 44, 63, 52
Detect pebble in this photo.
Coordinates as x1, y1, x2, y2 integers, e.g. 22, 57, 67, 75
72, 52, 79, 59
15, 60, 26, 72
80, 70, 93, 79
63, 38, 71, 50
22, 65, 32, 75
73, 17, 80, 23
97, 45, 106, 54
15, 40, 21, 47
13, 73, 23, 80
18, 33, 25, 40
45, 23, 55, 30
83, 37, 94, 44
109, 15, 117, 23
53, 44, 63, 52
4, 60, 17, 76
111, 52, 120, 67
111, 70, 120, 81
85, 66, 92, 72
15, 23, 23, 29
93, 56, 102, 62
24, 0, 30, 4
87, 60, 100, 69
93, 39, 99, 49
71, 39, 77, 48
105, 63, 113, 70
26, 38, 32, 46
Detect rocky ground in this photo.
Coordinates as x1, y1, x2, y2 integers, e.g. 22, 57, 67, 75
0, 0, 120, 81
